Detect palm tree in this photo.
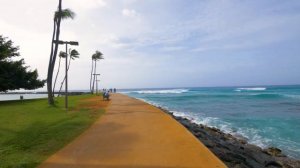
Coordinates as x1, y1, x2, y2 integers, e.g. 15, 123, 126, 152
90, 51, 104, 94
90, 56, 94, 93
47, 0, 75, 105
52, 51, 66, 96
57, 49, 80, 96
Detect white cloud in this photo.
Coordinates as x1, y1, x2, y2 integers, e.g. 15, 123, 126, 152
122, 8, 137, 17
1, 0, 300, 89
96, 0, 107, 7
65, 0, 107, 11
162, 46, 185, 52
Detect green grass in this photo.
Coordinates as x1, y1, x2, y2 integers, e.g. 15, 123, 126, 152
0, 95, 104, 168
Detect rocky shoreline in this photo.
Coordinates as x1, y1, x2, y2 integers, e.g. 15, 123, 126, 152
158, 107, 300, 168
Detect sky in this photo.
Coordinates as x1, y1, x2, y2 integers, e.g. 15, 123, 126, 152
0, 0, 300, 90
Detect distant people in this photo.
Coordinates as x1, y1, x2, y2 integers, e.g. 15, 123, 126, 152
114, 88, 116, 93
102, 91, 110, 101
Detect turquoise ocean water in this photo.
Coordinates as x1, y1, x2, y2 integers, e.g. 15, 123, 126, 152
123, 85, 300, 158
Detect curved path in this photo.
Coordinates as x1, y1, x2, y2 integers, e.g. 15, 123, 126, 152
39, 94, 226, 168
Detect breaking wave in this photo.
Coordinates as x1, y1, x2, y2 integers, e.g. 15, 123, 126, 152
235, 87, 267, 92
132, 89, 189, 94
170, 110, 271, 149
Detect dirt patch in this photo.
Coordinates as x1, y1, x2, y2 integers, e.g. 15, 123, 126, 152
75, 96, 110, 116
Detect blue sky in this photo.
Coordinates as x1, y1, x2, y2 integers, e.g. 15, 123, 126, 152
0, 0, 300, 89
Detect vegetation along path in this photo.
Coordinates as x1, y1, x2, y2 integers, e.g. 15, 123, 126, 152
39, 93, 226, 168
0, 95, 108, 168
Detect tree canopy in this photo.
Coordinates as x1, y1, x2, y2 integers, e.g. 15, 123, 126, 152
92, 50, 104, 61
0, 35, 45, 92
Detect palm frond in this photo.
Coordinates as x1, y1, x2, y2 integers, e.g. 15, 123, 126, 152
92, 50, 104, 60
55, 8, 76, 20
59, 51, 67, 58
70, 49, 80, 60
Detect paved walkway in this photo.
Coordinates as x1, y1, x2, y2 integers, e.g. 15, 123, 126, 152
39, 94, 226, 168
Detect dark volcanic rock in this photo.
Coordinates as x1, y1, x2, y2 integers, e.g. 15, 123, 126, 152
264, 147, 286, 157
158, 107, 300, 168
265, 160, 282, 167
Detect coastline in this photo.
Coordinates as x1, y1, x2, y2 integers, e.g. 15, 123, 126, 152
0, 92, 89, 101
123, 86, 300, 162
142, 103, 300, 168
39, 93, 227, 168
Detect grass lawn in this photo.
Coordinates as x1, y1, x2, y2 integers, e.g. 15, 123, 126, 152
0, 95, 105, 168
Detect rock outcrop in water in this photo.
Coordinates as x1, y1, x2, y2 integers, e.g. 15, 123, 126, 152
159, 108, 300, 168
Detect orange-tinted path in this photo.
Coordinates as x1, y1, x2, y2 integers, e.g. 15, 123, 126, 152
39, 94, 227, 168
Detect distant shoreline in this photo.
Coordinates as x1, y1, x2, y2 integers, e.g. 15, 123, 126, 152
0, 91, 89, 95
0, 92, 89, 101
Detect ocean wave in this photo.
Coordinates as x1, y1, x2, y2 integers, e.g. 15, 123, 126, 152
246, 93, 300, 99
171, 109, 300, 158
235, 87, 266, 92
133, 89, 189, 94
251, 93, 282, 99
171, 111, 237, 134
171, 110, 191, 118
125, 87, 300, 158
235, 127, 271, 148
283, 94, 300, 99
171, 110, 271, 149
135, 98, 164, 108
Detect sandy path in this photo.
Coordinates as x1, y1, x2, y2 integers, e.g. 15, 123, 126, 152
39, 94, 226, 168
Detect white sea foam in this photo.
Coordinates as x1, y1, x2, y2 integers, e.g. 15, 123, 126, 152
235, 128, 270, 148
135, 98, 163, 108
119, 91, 131, 94
283, 94, 300, 99
133, 89, 189, 94
236, 87, 266, 91
172, 110, 272, 150
171, 110, 190, 118
140, 99, 272, 150
194, 117, 219, 126
171, 109, 300, 158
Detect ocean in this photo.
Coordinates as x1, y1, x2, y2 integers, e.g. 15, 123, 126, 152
0, 94, 48, 101
122, 85, 300, 159
0, 90, 90, 101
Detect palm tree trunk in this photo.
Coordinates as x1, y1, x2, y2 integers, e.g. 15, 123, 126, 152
47, 19, 57, 105
57, 56, 72, 96
57, 79, 64, 97
52, 56, 61, 97
90, 59, 94, 93
92, 60, 97, 94
50, 0, 62, 88
47, 0, 62, 105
